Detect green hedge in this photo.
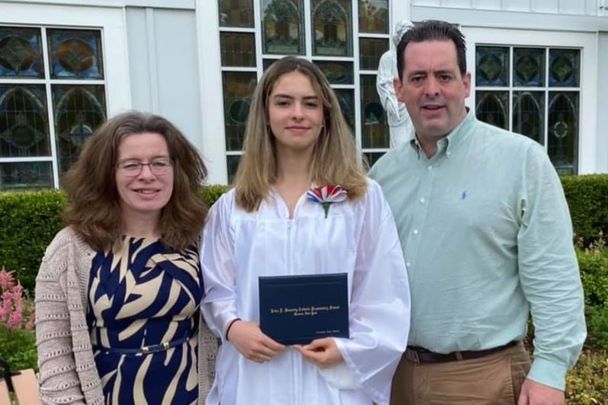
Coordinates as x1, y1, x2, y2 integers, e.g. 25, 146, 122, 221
1, 175, 608, 291
0, 185, 229, 291
0, 190, 66, 290
578, 247, 608, 308
562, 175, 608, 242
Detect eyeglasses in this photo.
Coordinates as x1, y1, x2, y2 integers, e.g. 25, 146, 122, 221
116, 158, 173, 176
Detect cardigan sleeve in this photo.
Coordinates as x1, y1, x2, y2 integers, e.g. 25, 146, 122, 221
35, 235, 87, 405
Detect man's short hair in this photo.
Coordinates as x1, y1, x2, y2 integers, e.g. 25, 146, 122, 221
396, 20, 467, 80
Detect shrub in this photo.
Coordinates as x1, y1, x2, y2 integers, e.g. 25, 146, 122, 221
566, 349, 608, 404
587, 306, 608, 352
577, 244, 608, 308
0, 268, 36, 371
0, 186, 229, 291
0, 190, 66, 290
0, 325, 37, 371
199, 184, 230, 208
562, 175, 608, 243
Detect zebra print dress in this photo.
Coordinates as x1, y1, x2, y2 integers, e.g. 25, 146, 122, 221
86, 236, 202, 405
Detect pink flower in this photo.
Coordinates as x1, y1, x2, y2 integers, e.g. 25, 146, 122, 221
307, 184, 348, 218
7, 311, 22, 329
0, 268, 30, 330
0, 269, 15, 292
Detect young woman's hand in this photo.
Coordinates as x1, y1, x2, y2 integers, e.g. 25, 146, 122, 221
227, 320, 286, 363
294, 338, 344, 368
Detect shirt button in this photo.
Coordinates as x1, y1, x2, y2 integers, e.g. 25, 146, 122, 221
419, 197, 425, 203
428, 165, 433, 171
406, 261, 411, 267
413, 229, 419, 235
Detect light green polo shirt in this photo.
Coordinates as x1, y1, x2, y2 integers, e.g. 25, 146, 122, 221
369, 111, 586, 391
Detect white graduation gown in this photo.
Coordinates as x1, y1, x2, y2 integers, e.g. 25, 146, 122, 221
201, 179, 410, 405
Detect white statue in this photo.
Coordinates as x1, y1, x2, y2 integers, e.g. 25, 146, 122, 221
376, 20, 414, 148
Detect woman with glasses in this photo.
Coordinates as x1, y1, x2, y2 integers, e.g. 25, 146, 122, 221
201, 56, 410, 405
35, 111, 216, 404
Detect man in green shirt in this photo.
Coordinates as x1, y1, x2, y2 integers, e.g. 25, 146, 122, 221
369, 20, 586, 405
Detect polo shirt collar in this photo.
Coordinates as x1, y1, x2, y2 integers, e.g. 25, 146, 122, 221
408, 109, 476, 158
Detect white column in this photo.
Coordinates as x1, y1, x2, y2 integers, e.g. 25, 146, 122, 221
195, 0, 228, 184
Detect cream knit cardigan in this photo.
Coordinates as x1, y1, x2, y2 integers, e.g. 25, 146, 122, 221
35, 227, 217, 404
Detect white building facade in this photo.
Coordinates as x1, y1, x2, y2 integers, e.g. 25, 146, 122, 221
0, 0, 606, 187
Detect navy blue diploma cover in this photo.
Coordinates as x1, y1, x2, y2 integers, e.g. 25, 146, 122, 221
258, 273, 349, 345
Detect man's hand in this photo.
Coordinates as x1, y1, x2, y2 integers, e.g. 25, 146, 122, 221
518, 378, 564, 405
294, 338, 344, 368
227, 320, 286, 363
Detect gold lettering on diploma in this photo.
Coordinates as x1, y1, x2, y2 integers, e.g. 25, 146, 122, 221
269, 305, 341, 317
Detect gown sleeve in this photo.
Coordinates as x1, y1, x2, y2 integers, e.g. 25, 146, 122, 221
331, 180, 411, 404
200, 192, 239, 341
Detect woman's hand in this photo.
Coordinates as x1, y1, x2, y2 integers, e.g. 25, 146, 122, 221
294, 338, 344, 368
227, 320, 286, 363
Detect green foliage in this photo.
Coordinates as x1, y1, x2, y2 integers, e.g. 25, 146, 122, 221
566, 349, 608, 404
0, 325, 37, 371
577, 246, 608, 308
0, 186, 229, 291
587, 306, 608, 352
562, 175, 608, 243
199, 184, 230, 208
0, 190, 66, 291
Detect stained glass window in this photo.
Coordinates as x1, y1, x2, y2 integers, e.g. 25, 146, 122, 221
223, 72, 257, 151
548, 92, 578, 174
219, 0, 392, 180
513, 91, 544, 144
476, 46, 509, 87
312, 0, 352, 57
52, 85, 106, 174
262, 0, 305, 55
219, 0, 255, 27
475, 44, 580, 174
358, 0, 388, 34
262, 58, 280, 72
359, 38, 388, 70
227, 155, 241, 184
0, 161, 53, 190
0, 85, 50, 157
48, 29, 103, 79
549, 49, 580, 87
0, 27, 44, 78
360, 75, 388, 148
475, 91, 509, 130
514, 48, 545, 87
334, 89, 354, 130
0, 26, 106, 190
314, 61, 353, 84
221, 33, 256, 67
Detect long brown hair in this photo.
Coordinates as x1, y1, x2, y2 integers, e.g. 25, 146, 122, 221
234, 56, 367, 211
62, 111, 208, 251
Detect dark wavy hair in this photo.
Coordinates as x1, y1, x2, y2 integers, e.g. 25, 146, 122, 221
62, 111, 208, 251
396, 20, 467, 80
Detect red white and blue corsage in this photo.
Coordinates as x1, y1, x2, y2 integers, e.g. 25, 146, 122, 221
307, 184, 348, 218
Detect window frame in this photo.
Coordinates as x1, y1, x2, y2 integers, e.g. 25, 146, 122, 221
199, 0, 410, 184
0, 2, 131, 188
463, 27, 598, 174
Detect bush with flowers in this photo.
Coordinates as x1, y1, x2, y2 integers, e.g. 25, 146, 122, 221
0, 267, 37, 371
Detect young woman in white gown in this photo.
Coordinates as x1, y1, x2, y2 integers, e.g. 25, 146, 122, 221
201, 56, 410, 405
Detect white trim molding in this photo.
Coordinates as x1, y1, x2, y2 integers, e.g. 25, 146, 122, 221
464, 26, 599, 174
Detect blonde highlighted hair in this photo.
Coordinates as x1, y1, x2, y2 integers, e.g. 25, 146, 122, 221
234, 56, 367, 211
